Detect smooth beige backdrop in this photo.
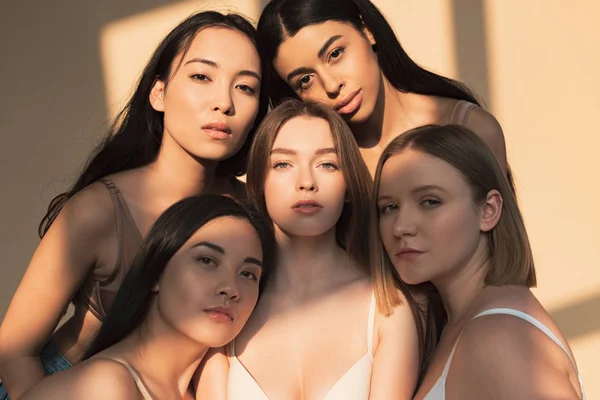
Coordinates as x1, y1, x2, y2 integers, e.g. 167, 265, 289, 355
1, 0, 598, 396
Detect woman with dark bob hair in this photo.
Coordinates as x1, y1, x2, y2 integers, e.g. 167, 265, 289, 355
21, 195, 275, 399
373, 125, 585, 399
0, 11, 269, 399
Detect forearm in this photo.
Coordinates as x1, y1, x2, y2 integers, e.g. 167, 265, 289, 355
0, 356, 47, 399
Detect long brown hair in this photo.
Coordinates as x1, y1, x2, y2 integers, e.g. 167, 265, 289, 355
246, 99, 372, 271
372, 124, 536, 377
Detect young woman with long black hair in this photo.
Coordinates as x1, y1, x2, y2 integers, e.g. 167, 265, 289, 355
21, 195, 275, 400
256, 0, 510, 181
0, 11, 268, 399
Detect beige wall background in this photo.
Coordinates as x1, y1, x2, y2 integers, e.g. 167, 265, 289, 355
1, 0, 598, 396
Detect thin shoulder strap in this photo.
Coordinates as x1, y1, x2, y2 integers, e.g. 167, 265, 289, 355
473, 308, 586, 398
449, 100, 477, 125
230, 338, 237, 358
112, 359, 154, 400
367, 291, 376, 355
100, 179, 124, 273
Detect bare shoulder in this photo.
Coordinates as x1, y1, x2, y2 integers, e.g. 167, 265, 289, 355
449, 313, 581, 398
22, 358, 143, 400
377, 287, 420, 341
462, 106, 508, 170
56, 181, 117, 240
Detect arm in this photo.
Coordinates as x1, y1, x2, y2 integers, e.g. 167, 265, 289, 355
0, 184, 115, 399
193, 346, 229, 400
21, 358, 143, 400
369, 291, 420, 400
463, 107, 508, 174
449, 316, 582, 399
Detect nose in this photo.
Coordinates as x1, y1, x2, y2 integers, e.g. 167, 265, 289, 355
296, 168, 318, 192
217, 275, 240, 302
392, 208, 417, 238
321, 70, 344, 99
211, 86, 234, 115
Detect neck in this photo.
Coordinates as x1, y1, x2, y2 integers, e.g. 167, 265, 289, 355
270, 227, 352, 298
145, 130, 219, 206
351, 75, 410, 149
433, 238, 492, 325
122, 301, 209, 396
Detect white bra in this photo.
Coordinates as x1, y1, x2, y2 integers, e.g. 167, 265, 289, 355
227, 292, 376, 399
423, 308, 586, 399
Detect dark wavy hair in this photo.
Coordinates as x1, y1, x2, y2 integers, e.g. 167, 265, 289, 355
39, 11, 270, 237
84, 195, 275, 359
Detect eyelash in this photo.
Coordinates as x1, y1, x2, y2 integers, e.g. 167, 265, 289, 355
295, 46, 346, 91
328, 47, 345, 61
190, 74, 256, 95
197, 256, 216, 266
420, 198, 441, 208
379, 204, 398, 215
240, 270, 258, 281
320, 162, 338, 171
273, 161, 290, 169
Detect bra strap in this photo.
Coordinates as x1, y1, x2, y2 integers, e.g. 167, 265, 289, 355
473, 308, 586, 398
367, 292, 376, 355
449, 100, 477, 125
110, 358, 154, 400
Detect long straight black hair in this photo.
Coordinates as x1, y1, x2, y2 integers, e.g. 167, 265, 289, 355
39, 11, 270, 237
257, 0, 517, 191
84, 195, 275, 359
257, 0, 479, 107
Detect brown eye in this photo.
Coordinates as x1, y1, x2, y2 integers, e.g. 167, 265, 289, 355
329, 47, 344, 60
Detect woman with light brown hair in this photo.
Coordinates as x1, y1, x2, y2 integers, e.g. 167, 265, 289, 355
195, 99, 421, 399
373, 124, 585, 399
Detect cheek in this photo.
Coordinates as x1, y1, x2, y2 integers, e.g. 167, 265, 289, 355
236, 284, 259, 322
233, 95, 259, 129
378, 217, 395, 254
429, 209, 481, 264
159, 266, 205, 312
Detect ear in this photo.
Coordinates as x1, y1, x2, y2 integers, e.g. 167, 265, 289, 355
344, 191, 351, 203
360, 19, 376, 46
149, 78, 166, 112
151, 280, 160, 293
480, 190, 502, 232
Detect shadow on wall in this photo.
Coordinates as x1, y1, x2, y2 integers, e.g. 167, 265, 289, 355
450, 0, 491, 107
551, 295, 600, 341
0, 0, 177, 321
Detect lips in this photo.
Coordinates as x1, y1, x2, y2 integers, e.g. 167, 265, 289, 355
204, 305, 235, 323
395, 247, 425, 261
202, 121, 232, 140
334, 89, 363, 116
292, 199, 322, 209
291, 199, 323, 215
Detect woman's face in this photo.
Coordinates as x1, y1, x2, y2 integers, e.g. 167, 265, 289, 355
376, 149, 487, 286
264, 116, 347, 237
274, 21, 381, 124
151, 27, 262, 163
157, 216, 263, 347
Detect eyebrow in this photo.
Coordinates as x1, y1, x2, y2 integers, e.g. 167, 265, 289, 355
412, 184, 446, 194
184, 58, 261, 81
192, 241, 263, 267
377, 185, 446, 202
285, 35, 343, 83
318, 35, 343, 58
270, 147, 337, 156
